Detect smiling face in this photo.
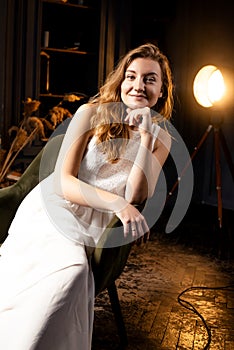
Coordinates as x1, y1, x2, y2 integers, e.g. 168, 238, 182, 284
121, 58, 163, 109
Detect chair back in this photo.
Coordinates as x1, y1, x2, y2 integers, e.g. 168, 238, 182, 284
0, 135, 64, 243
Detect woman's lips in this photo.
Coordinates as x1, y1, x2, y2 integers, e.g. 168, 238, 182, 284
129, 94, 146, 99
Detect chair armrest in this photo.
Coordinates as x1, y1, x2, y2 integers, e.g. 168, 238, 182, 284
92, 203, 145, 295
92, 215, 132, 295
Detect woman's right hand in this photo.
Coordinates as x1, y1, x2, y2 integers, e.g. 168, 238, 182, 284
115, 202, 149, 241
125, 107, 152, 135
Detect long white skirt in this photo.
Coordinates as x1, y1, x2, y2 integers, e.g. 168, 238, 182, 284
0, 189, 95, 350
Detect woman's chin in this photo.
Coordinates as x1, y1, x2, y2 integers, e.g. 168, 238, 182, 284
124, 101, 149, 110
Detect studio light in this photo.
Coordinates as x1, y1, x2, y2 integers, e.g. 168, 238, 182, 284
191, 64, 233, 228
193, 65, 226, 108
168, 64, 233, 230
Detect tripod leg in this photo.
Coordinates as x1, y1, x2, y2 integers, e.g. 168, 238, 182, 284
166, 124, 213, 202
214, 127, 223, 228
219, 128, 234, 182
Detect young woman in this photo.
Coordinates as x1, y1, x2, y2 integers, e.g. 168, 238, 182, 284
0, 43, 174, 349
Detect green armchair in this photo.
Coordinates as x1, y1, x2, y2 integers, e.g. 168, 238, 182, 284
0, 134, 133, 347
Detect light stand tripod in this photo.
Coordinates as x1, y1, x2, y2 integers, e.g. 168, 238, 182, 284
167, 116, 234, 229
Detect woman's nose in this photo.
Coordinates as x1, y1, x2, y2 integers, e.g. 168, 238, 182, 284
134, 77, 145, 92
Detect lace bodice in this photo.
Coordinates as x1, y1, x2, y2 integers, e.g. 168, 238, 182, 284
78, 124, 160, 197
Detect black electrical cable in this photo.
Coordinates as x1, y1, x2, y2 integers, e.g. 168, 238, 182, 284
177, 284, 234, 350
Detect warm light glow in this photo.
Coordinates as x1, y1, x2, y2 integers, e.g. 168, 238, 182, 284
193, 65, 226, 108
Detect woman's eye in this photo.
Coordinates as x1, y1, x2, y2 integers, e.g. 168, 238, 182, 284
126, 75, 135, 80
145, 76, 156, 83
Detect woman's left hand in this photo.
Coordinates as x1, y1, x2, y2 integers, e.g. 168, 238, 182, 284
125, 107, 152, 135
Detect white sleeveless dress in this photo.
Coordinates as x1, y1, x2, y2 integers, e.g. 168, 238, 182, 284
0, 124, 160, 350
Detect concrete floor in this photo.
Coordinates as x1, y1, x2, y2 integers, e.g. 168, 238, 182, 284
92, 204, 234, 350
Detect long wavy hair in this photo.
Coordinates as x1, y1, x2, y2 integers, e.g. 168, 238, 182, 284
89, 43, 174, 162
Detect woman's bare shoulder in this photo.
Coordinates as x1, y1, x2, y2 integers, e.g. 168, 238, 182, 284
70, 103, 97, 131
156, 126, 172, 150
76, 102, 97, 114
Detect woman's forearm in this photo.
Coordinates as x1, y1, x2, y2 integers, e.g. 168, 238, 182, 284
125, 134, 158, 203
56, 174, 127, 213
125, 128, 171, 204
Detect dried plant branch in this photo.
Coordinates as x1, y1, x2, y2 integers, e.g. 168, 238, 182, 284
0, 127, 39, 182
0, 94, 76, 183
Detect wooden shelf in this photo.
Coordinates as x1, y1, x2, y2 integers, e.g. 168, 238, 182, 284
41, 47, 94, 55
40, 93, 87, 99
40, 93, 65, 98
42, 0, 95, 10
39, 0, 100, 101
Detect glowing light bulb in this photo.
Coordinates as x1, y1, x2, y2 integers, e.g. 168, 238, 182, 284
193, 65, 226, 108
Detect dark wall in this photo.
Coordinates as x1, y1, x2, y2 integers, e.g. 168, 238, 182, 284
168, 0, 234, 209
0, 0, 39, 148
131, 0, 234, 208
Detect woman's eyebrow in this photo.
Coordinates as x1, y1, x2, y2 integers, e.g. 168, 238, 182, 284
126, 69, 159, 77
145, 72, 159, 77
126, 69, 136, 73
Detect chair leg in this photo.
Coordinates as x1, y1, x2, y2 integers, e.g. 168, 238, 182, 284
107, 282, 128, 348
